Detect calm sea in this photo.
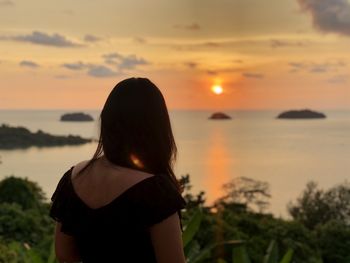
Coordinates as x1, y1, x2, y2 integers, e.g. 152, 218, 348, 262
0, 109, 349, 217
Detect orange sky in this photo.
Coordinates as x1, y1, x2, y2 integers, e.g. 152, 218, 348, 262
0, 0, 349, 110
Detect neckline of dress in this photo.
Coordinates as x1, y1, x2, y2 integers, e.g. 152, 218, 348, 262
66, 166, 160, 211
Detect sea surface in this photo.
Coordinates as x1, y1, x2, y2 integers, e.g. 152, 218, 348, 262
0, 109, 349, 217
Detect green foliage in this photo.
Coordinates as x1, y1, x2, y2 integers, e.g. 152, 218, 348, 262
0, 176, 55, 263
233, 244, 251, 263
0, 240, 18, 263
263, 240, 279, 263
280, 249, 293, 263
0, 241, 57, 263
0, 203, 47, 244
288, 181, 350, 229
183, 208, 203, 248
0, 176, 46, 210
219, 177, 271, 213
0, 173, 349, 263
180, 174, 206, 209
315, 220, 350, 263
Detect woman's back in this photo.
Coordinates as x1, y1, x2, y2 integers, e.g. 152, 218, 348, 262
70, 157, 157, 209
50, 156, 186, 262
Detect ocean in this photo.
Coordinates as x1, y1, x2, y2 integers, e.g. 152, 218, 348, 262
0, 109, 349, 217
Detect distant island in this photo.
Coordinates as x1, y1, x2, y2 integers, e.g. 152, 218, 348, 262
277, 109, 326, 119
209, 112, 232, 120
60, 112, 94, 122
0, 124, 92, 149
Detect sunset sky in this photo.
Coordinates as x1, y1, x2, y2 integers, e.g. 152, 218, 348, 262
0, 0, 349, 110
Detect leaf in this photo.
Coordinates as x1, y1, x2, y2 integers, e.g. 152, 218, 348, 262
27, 249, 45, 263
182, 208, 203, 248
280, 248, 293, 263
232, 244, 251, 263
47, 240, 56, 263
190, 240, 244, 263
263, 240, 279, 263
185, 240, 202, 262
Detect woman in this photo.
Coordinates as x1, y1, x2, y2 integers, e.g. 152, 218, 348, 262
49, 78, 187, 263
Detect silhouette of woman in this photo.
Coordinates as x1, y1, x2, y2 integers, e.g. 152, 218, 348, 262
50, 78, 187, 263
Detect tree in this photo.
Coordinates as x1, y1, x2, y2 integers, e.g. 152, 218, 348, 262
0, 240, 18, 263
316, 220, 350, 263
216, 177, 271, 213
0, 176, 55, 261
0, 202, 54, 246
179, 174, 206, 210
288, 181, 350, 229
0, 176, 46, 210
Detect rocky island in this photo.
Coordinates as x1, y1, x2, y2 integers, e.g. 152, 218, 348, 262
208, 112, 232, 120
60, 112, 94, 122
277, 109, 326, 119
0, 124, 92, 149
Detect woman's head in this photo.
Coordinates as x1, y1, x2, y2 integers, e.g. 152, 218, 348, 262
80, 78, 179, 188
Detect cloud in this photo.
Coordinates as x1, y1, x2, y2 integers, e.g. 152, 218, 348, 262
270, 39, 306, 48
133, 37, 147, 44
102, 52, 149, 70
11, 31, 83, 47
55, 75, 71, 79
19, 60, 40, 68
0, 0, 14, 6
102, 52, 123, 65
243, 73, 264, 79
203, 42, 221, 47
233, 59, 244, 64
62, 9, 74, 16
297, 0, 350, 36
173, 23, 201, 30
207, 70, 218, 76
87, 66, 120, 78
289, 60, 346, 73
170, 38, 312, 53
84, 34, 101, 42
62, 52, 148, 78
310, 64, 329, 73
327, 74, 347, 84
289, 62, 306, 69
119, 55, 148, 70
62, 61, 88, 70
185, 62, 198, 69
62, 61, 119, 78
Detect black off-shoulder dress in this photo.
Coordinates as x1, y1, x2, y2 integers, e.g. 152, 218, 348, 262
49, 166, 187, 263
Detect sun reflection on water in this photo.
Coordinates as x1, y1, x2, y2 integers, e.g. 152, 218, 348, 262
204, 125, 233, 205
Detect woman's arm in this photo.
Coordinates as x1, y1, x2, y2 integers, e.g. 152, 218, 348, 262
149, 212, 186, 263
54, 222, 81, 263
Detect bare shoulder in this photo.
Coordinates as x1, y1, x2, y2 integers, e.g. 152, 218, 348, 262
71, 159, 90, 179
100, 156, 156, 180
123, 166, 155, 179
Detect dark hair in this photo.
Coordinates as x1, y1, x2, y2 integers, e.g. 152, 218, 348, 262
78, 77, 181, 192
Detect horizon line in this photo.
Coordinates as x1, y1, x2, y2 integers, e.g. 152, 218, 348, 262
0, 107, 349, 112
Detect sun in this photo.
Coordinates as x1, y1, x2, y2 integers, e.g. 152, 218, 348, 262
211, 85, 223, 95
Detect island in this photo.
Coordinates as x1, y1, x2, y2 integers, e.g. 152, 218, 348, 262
208, 112, 232, 120
277, 109, 326, 119
60, 112, 94, 122
0, 124, 93, 149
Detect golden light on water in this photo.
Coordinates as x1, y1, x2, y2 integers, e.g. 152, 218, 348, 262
211, 85, 223, 95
